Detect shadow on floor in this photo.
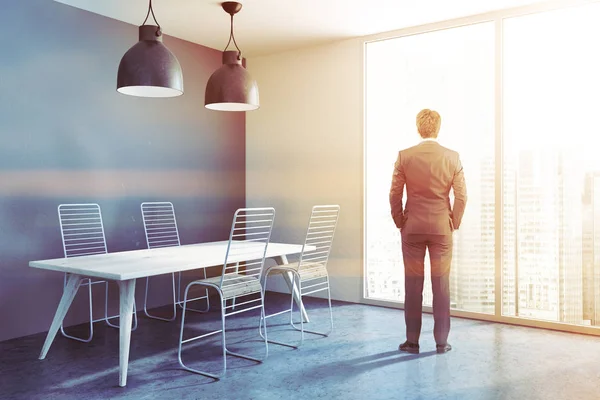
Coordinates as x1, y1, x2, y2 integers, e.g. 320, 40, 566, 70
1, 293, 600, 400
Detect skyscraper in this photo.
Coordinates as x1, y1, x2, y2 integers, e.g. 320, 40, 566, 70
582, 172, 600, 325
450, 155, 495, 313
503, 155, 517, 315
513, 149, 582, 323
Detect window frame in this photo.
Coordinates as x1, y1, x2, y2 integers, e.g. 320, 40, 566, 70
361, 0, 600, 337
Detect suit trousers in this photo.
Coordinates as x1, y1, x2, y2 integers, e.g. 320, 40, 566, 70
401, 232, 453, 345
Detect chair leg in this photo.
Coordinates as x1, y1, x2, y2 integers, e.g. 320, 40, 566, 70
261, 290, 269, 356
290, 277, 333, 337
132, 300, 138, 330
292, 275, 305, 343
326, 279, 334, 333
143, 273, 177, 321
60, 277, 93, 343
231, 263, 239, 311
259, 269, 302, 348
221, 301, 227, 375
179, 283, 267, 379
177, 271, 182, 305
223, 292, 268, 363
178, 283, 225, 380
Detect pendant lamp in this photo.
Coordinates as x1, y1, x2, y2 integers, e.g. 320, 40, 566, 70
117, 0, 183, 97
205, 2, 259, 111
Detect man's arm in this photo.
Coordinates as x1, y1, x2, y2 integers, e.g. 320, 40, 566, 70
389, 152, 406, 229
451, 153, 467, 230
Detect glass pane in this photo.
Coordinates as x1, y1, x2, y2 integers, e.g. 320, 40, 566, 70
365, 22, 495, 313
503, 3, 600, 325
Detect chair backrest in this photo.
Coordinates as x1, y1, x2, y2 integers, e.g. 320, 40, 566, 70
140, 202, 181, 249
298, 205, 340, 272
58, 203, 108, 258
221, 207, 276, 289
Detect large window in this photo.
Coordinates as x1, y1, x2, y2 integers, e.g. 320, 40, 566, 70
365, 1, 600, 331
503, 3, 600, 325
365, 22, 496, 314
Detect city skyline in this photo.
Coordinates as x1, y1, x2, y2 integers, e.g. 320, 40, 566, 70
366, 147, 600, 327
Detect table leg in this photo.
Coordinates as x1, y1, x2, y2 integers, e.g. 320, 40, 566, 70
118, 279, 136, 387
39, 273, 82, 360
273, 255, 309, 323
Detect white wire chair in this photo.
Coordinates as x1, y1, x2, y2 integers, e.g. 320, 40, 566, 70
140, 202, 210, 322
178, 207, 275, 379
58, 203, 138, 342
260, 205, 340, 348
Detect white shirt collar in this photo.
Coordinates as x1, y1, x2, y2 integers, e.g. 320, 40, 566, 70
421, 137, 437, 143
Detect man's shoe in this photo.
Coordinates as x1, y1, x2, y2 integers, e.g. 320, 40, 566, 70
436, 343, 452, 354
398, 341, 420, 354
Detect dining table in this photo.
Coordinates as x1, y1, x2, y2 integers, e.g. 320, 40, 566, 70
30, 240, 312, 387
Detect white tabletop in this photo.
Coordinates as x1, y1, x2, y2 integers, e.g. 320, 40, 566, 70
29, 241, 306, 281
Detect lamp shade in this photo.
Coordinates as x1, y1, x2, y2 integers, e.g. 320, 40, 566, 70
205, 50, 259, 111
117, 25, 183, 98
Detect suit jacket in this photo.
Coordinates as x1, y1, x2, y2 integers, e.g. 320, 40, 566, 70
389, 140, 467, 235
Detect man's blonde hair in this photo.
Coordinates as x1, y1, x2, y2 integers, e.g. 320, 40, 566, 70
416, 109, 441, 138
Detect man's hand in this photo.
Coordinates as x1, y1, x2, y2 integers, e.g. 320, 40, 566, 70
390, 152, 406, 227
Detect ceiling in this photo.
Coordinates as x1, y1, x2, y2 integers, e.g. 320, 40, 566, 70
54, 0, 548, 57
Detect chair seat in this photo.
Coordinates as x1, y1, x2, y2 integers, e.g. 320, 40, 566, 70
270, 262, 329, 282
200, 274, 262, 300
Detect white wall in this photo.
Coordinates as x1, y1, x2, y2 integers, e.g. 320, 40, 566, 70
246, 38, 364, 303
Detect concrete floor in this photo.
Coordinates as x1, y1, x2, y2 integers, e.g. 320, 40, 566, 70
1, 293, 600, 400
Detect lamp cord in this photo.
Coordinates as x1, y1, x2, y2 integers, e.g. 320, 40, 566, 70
142, 0, 162, 36
224, 14, 242, 60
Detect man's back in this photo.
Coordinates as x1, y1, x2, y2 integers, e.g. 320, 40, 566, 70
392, 108, 466, 354
390, 140, 467, 235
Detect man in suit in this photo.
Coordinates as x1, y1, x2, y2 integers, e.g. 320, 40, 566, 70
389, 109, 467, 354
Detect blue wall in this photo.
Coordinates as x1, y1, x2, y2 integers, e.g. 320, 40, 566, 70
0, 0, 246, 341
